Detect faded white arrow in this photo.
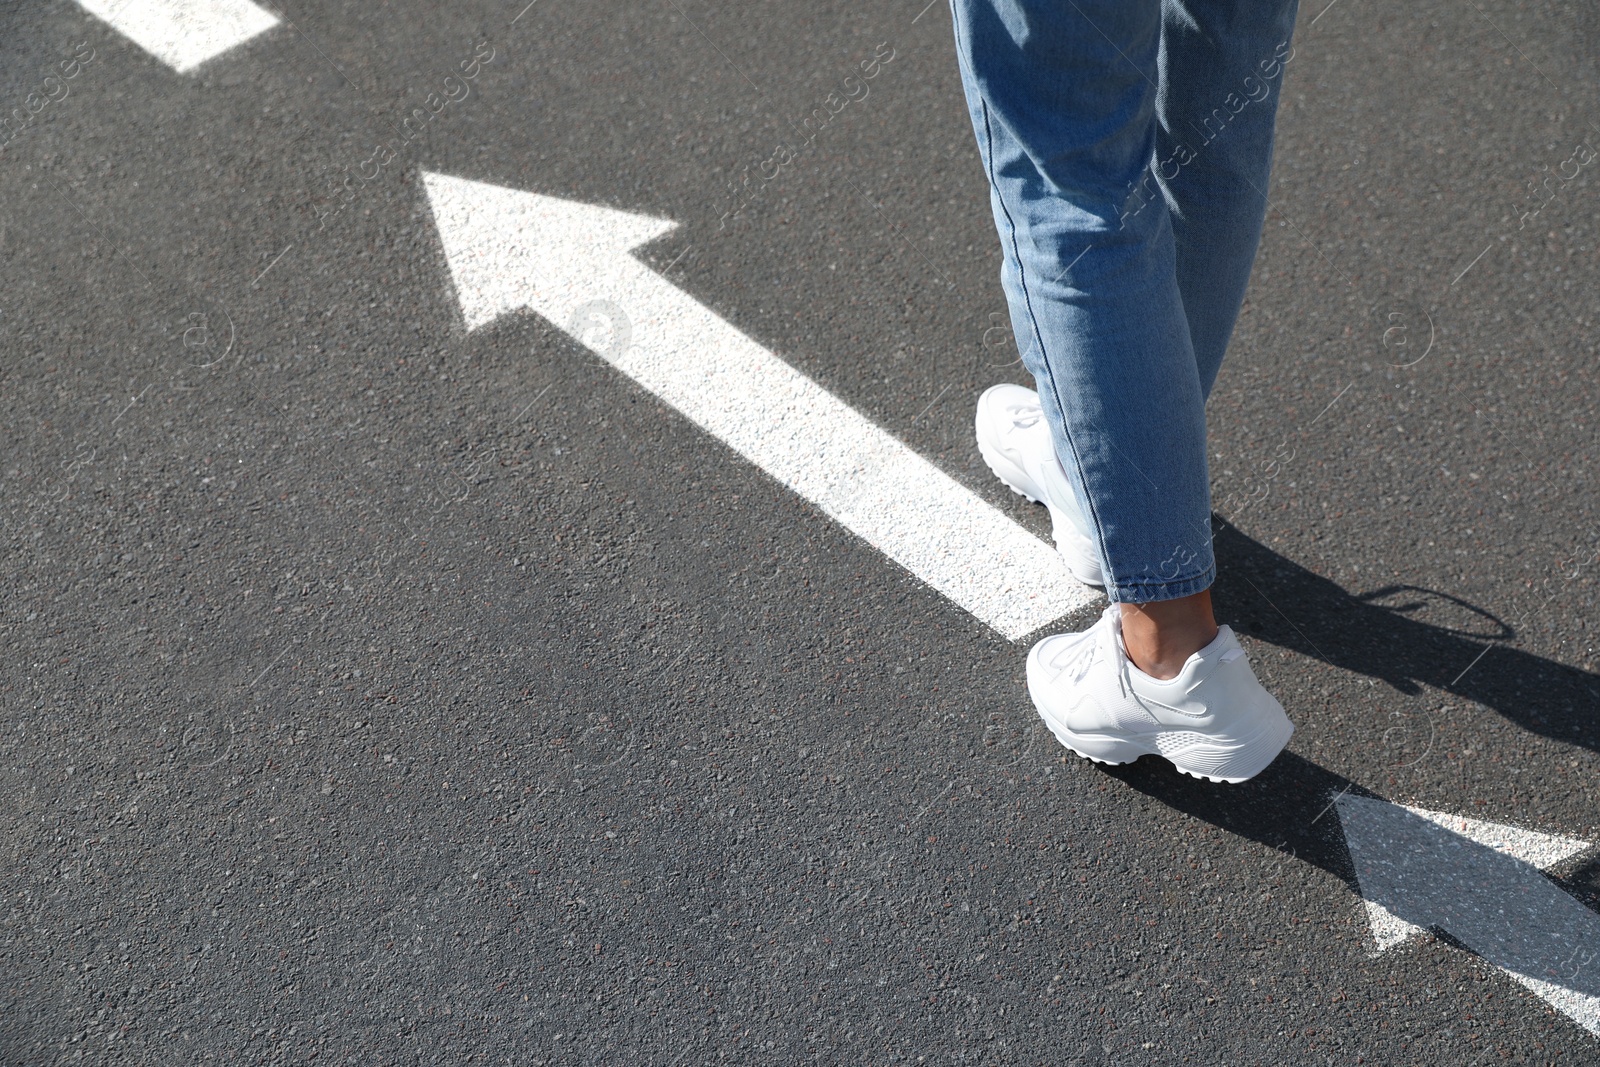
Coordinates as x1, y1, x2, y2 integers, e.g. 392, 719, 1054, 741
1336, 794, 1599, 1035
73, 0, 277, 73
420, 172, 1098, 640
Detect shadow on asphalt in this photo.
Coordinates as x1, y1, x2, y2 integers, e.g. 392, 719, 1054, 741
1206, 519, 1600, 756
1105, 752, 1600, 1003
1050, 517, 1600, 880
1107, 750, 1363, 886
1091, 521, 1600, 997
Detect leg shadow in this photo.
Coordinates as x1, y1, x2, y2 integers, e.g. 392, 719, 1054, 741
1105, 749, 1361, 886
1207, 519, 1600, 755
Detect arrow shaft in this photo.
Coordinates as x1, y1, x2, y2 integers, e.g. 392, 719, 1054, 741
585, 264, 1092, 640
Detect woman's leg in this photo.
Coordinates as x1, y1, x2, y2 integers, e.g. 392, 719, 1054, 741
954, 0, 1300, 777
950, 0, 1215, 606
1157, 0, 1302, 404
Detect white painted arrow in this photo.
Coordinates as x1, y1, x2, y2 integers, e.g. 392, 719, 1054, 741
73, 0, 278, 73
421, 172, 1098, 640
1336, 794, 1599, 1035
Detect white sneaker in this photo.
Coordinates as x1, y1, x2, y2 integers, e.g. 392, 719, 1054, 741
1027, 605, 1294, 783
975, 383, 1104, 587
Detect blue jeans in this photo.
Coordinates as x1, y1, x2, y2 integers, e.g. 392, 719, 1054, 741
951, 0, 1300, 603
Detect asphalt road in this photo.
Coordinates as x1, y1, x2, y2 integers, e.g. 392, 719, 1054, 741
2, 0, 1600, 1063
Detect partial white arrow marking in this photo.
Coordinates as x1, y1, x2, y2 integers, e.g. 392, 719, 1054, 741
1337, 794, 1599, 1035
73, 0, 278, 73
421, 172, 1098, 640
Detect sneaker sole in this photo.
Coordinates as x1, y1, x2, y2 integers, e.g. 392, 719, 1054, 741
1027, 671, 1294, 784
975, 437, 1105, 588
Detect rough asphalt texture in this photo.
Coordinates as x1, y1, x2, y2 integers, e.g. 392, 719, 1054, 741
1, 0, 1598, 1062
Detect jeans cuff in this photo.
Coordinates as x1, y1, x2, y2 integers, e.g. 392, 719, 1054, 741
1105, 560, 1216, 604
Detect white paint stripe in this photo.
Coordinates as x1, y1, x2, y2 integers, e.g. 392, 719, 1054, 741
73, 0, 278, 73
421, 173, 1100, 640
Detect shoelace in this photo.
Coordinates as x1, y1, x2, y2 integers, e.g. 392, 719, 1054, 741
1004, 401, 1043, 430
1049, 606, 1130, 698
1003, 399, 1081, 524
1104, 606, 1131, 699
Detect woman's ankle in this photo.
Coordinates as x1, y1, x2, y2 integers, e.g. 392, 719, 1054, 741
1118, 590, 1219, 680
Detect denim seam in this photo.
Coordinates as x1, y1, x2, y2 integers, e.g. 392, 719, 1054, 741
977, 98, 1117, 596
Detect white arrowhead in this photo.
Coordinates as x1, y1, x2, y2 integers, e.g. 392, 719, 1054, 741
1345, 800, 1591, 953
422, 172, 1099, 640
423, 174, 678, 332
73, 0, 278, 73
1337, 794, 1599, 1035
